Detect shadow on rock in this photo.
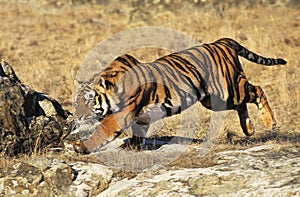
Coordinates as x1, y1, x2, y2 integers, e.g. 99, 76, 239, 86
122, 128, 300, 151
121, 135, 204, 150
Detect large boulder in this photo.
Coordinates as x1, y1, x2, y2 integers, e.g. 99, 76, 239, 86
0, 60, 72, 156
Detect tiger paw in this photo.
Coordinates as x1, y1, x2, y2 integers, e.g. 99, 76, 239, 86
68, 140, 91, 154
260, 108, 276, 130
245, 118, 255, 136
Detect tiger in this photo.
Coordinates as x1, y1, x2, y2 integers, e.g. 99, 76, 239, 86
72, 38, 286, 153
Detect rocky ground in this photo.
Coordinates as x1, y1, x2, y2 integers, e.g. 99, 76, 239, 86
1, 143, 299, 196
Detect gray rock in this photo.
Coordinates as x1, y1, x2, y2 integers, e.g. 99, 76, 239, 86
1, 162, 43, 195
98, 144, 300, 196
0, 158, 114, 196
69, 162, 113, 197
43, 159, 74, 194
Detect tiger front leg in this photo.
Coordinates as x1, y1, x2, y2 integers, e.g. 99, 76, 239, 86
71, 111, 130, 153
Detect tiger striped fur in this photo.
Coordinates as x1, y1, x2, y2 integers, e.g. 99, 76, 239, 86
73, 38, 286, 153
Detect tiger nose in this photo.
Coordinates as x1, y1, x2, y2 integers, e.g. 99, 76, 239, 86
75, 106, 91, 120
94, 107, 104, 115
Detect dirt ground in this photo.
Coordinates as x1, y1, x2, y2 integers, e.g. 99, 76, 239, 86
0, 0, 299, 148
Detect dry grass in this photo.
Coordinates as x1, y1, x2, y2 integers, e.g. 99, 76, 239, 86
0, 0, 299, 169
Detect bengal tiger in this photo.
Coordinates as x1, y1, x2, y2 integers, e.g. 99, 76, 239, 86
72, 38, 286, 153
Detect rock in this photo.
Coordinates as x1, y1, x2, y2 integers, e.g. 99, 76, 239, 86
70, 162, 113, 196
0, 158, 114, 196
42, 159, 74, 195
0, 60, 72, 156
98, 144, 300, 196
0, 76, 27, 156
1, 162, 43, 195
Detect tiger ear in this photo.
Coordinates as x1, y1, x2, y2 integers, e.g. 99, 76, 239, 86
92, 75, 106, 89
74, 78, 83, 89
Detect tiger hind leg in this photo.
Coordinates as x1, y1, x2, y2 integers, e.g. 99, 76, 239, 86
254, 85, 276, 129
236, 103, 255, 136
247, 84, 276, 130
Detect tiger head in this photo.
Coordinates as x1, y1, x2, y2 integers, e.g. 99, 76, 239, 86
74, 54, 138, 128
74, 75, 118, 124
